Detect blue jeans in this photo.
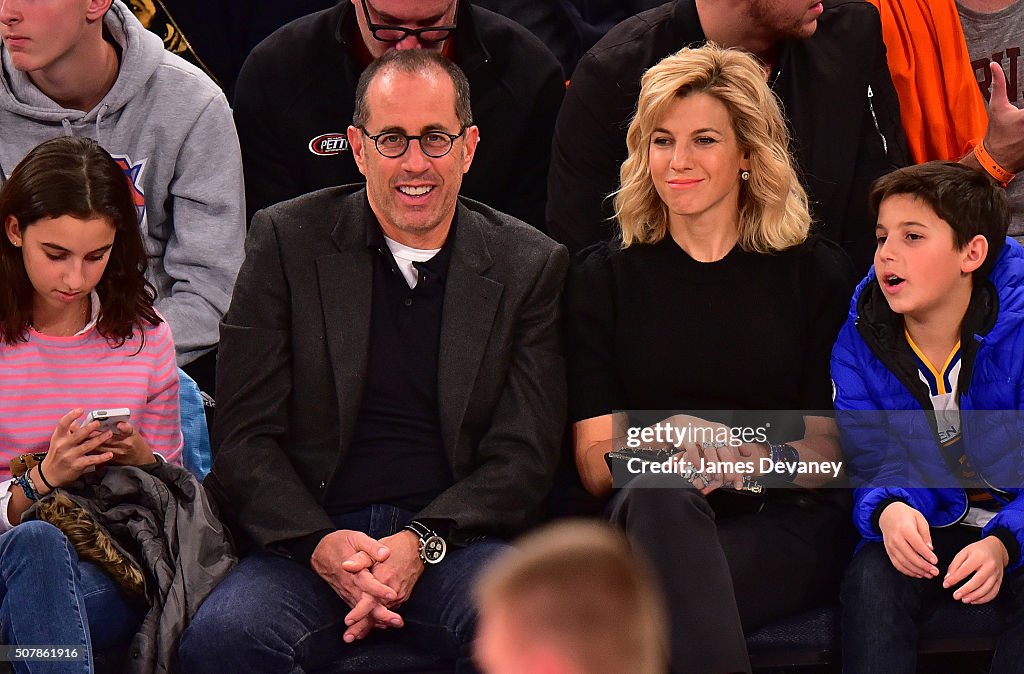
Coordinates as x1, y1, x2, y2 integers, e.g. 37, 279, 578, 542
179, 504, 507, 673
842, 526, 1024, 673
0, 521, 146, 674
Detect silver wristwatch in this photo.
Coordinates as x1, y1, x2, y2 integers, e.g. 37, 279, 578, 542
402, 520, 447, 565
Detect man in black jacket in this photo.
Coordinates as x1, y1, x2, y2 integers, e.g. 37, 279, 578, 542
233, 0, 564, 230
548, 0, 908, 270
179, 50, 568, 672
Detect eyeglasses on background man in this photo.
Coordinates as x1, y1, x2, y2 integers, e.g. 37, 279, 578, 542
359, 0, 458, 44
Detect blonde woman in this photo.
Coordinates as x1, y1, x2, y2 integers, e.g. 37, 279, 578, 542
567, 44, 858, 673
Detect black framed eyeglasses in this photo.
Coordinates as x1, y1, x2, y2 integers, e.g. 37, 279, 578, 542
359, 127, 466, 158
359, 0, 458, 44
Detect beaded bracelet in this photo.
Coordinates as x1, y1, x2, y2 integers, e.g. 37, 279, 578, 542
24, 468, 41, 497
974, 142, 1016, 188
768, 442, 801, 484
14, 472, 38, 501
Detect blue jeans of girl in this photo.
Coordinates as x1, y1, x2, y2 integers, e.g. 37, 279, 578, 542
0, 520, 146, 674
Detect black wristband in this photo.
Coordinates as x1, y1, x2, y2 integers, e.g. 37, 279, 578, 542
870, 497, 908, 535
988, 527, 1022, 568
35, 460, 55, 491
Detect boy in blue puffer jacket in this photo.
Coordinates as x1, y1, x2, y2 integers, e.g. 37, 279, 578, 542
832, 161, 1024, 673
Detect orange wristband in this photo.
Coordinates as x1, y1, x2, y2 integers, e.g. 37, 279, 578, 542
974, 142, 1016, 188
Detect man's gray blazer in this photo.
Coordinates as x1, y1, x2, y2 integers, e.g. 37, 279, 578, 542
204, 185, 569, 549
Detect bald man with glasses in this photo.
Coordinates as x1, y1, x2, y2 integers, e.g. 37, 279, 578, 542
179, 49, 568, 673
232, 0, 564, 233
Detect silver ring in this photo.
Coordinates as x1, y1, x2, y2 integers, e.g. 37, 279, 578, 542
697, 473, 712, 487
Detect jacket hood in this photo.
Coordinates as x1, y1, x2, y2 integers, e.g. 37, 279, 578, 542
983, 237, 1024, 342
0, 1, 163, 123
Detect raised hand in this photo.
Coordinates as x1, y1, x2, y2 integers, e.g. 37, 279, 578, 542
982, 61, 1024, 173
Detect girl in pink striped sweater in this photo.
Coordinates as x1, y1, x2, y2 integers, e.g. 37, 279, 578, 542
0, 136, 182, 671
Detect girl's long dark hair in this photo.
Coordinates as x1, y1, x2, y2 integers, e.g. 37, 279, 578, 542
0, 136, 160, 345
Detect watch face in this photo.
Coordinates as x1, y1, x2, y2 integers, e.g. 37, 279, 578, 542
423, 535, 446, 564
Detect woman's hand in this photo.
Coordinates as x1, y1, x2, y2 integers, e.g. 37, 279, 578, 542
99, 422, 156, 466
677, 438, 761, 494
664, 416, 750, 493
42, 408, 115, 488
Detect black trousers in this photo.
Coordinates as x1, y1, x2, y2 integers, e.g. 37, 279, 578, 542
610, 473, 853, 674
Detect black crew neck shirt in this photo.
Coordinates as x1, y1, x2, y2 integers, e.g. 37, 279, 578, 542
566, 235, 857, 436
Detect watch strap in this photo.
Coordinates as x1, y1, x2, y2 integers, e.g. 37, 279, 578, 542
403, 520, 447, 565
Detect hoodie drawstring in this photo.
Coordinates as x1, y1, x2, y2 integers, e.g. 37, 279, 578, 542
95, 104, 109, 146
58, 104, 108, 144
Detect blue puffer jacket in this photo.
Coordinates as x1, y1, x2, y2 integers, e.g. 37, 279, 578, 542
831, 238, 1024, 570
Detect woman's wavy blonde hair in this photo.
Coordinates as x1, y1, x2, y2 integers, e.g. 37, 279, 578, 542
614, 43, 811, 251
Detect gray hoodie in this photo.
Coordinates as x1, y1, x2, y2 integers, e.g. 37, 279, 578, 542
0, 1, 245, 366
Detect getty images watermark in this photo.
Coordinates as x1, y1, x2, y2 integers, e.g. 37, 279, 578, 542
624, 421, 841, 479
608, 409, 1024, 490
607, 412, 845, 489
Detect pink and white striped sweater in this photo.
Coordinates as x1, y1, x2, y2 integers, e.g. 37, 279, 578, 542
0, 319, 182, 480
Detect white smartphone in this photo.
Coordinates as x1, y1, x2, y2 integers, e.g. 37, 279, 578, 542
84, 408, 131, 434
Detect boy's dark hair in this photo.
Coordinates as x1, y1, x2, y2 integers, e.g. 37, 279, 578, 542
870, 161, 1009, 279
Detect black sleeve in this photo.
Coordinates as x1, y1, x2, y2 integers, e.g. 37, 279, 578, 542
277, 529, 335, 567
501, 54, 565, 230
566, 245, 625, 422
208, 210, 336, 548
800, 238, 860, 411
865, 5, 908, 172
233, 48, 301, 225
844, 3, 909, 270
870, 497, 908, 535
413, 243, 569, 542
989, 527, 1023, 569
547, 52, 634, 254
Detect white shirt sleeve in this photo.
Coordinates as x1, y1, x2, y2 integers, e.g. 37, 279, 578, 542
0, 479, 16, 533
